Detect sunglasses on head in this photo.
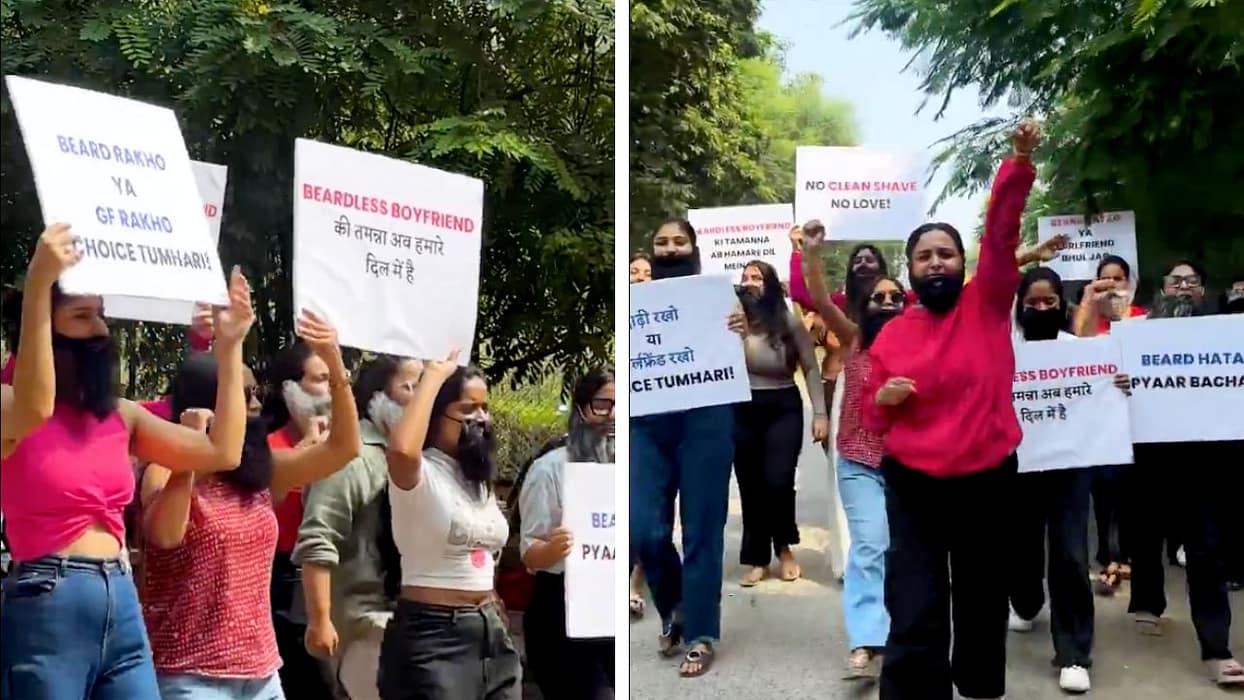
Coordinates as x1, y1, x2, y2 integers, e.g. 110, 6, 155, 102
869, 290, 905, 305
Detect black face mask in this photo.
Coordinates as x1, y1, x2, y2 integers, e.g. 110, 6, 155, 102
650, 252, 700, 280
1020, 307, 1065, 341
456, 418, 497, 486
910, 273, 965, 314
53, 333, 119, 420
859, 309, 901, 349
221, 417, 275, 493
1225, 296, 1244, 314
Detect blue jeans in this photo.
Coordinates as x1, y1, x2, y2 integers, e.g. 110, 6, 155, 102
837, 456, 890, 650
630, 404, 735, 644
157, 672, 285, 699
1, 555, 159, 699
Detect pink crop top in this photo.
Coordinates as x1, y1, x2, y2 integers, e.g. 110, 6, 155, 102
1, 404, 135, 562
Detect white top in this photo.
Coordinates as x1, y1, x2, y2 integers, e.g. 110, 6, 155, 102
518, 447, 565, 574
388, 448, 508, 591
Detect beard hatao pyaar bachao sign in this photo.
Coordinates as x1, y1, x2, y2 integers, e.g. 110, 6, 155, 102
5, 75, 228, 306
795, 147, 927, 241
292, 138, 483, 362
687, 203, 793, 281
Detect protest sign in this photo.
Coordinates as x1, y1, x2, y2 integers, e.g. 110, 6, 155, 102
292, 138, 483, 361
1113, 316, 1244, 443
687, 204, 793, 281
562, 461, 616, 639
629, 275, 751, 416
795, 147, 926, 241
1012, 337, 1133, 472
104, 161, 228, 324
1037, 211, 1138, 282
5, 76, 228, 305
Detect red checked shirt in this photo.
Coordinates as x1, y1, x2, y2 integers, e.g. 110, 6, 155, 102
836, 345, 885, 468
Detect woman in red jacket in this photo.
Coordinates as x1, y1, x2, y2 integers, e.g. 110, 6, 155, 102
863, 121, 1039, 700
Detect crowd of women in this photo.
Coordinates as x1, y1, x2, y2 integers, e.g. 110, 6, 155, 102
0, 222, 616, 699
628, 121, 1243, 698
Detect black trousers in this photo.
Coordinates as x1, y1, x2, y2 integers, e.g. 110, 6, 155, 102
1008, 468, 1094, 668
1124, 442, 1234, 661
379, 599, 521, 700
880, 454, 1017, 700
1224, 441, 1244, 583
272, 552, 336, 700
1090, 464, 1129, 567
733, 386, 804, 567
523, 572, 614, 700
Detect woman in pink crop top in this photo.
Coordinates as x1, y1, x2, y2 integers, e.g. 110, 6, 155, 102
0, 224, 255, 700
140, 310, 361, 700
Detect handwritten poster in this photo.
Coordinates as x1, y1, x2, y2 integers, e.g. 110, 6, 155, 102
629, 274, 750, 416
292, 138, 483, 360
795, 147, 927, 241
1037, 211, 1138, 282
104, 161, 228, 324
5, 75, 227, 305
1113, 316, 1244, 443
1012, 337, 1133, 472
563, 461, 616, 639
687, 203, 793, 281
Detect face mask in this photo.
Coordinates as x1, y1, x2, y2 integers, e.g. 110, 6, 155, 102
53, 333, 119, 420
1227, 297, 1244, 314
221, 417, 275, 493
456, 417, 497, 486
649, 252, 700, 279
910, 272, 965, 314
1151, 294, 1199, 319
859, 309, 901, 349
368, 390, 405, 436
283, 380, 332, 430
567, 410, 614, 464
1020, 307, 1065, 341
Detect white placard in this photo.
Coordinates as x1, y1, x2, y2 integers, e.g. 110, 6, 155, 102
1012, 337, 1133, 472
104, 161, 228, 324
562, 461, 616, 639
1037, 211, 1138, 282
1113, 316, 1244, 443
5, 75, 228, 306
292, 138, 483, 360
795, 147, 927, 241
629, 275, 751, 416
688, 203, 793, 281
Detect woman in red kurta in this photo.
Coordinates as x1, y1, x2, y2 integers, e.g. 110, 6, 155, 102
862, 122, 1040, 700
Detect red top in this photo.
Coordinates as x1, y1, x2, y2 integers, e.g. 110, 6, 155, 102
863, 158, 1036, 478
268, 427, 302, 553
141, 478, 281, 678
1094, 304, 1147, 335
788, 251, 917, 313
836, 346, 885, 468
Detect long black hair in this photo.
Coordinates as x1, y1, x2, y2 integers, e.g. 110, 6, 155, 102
843, 243, 891, 317
1013, 266, 1068, 329
738, 260, 800, 371
260, 340, 314, 432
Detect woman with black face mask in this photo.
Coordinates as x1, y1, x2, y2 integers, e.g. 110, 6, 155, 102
860, 121, 1040, 700
139, 310, 361, 699
1, 225, 253, 698
379, 356, 517, 699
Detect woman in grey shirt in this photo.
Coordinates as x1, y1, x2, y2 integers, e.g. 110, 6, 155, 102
735, 260, 828, 586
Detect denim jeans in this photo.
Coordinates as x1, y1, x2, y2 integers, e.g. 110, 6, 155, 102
0, 555, 160, 699
630, 404, 734, 644
836, 456, 889, 651
157, 672, 284, 699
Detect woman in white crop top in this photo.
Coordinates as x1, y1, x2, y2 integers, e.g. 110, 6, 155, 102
377, 355, 518, 700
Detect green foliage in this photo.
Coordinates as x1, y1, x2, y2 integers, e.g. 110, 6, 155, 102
1, 0, 614, 394
489, 374, 565, 482
848, 0, 1244, 289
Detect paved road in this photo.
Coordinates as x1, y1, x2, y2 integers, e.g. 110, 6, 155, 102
628, 407, 1242, 699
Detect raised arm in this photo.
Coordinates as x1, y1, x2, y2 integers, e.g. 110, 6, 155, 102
976, 122, 1039, 316
386, 352, 460, 491
139, 408, 212, 549
1073, 279, 1115, 337
128, 267, 253, 473
269, 311, 361, 502
788, 225, 816, 309
800, 226, 860, 346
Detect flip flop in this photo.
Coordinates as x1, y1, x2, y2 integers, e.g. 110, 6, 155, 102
658, 621, 684, 658
629, 594, 645, 620
1094, 564, 1121, 597
843, 649, 881, 680
1210, 658, 1244, 686
679, 643, 716, 678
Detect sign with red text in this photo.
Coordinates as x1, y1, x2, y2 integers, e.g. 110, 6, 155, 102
687, 203, 793, 281
1012, 336, 1133, 472
292, 138, 483, 360
1037, 211, 1138, 282
629, 275, 751, 416
104, 161, 228, 324
5, 76, 228, 305
795, 147, 927, 241
1113, 316, 1244, 443
563, 461, 616, 639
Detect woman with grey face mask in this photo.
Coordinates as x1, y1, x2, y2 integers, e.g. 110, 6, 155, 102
518, 368, 616, 700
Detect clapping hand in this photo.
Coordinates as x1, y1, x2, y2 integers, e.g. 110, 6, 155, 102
876, 377, 916, 407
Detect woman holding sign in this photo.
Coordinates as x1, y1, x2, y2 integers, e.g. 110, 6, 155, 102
518, 368, 616, 700
0, 224, 253, 699
862, 122, 1040, 700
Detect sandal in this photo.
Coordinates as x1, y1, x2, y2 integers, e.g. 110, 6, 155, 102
843, 648, 881, 680
679, 642, 715, 678
1210, 658, 1244, 686
1133, 612, 1163, 637
1094, 563, 1121, 597
740, 566, 767, 587
658, 621, 684, 658
778, 553, 801, 582
629, 594, 645, 619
